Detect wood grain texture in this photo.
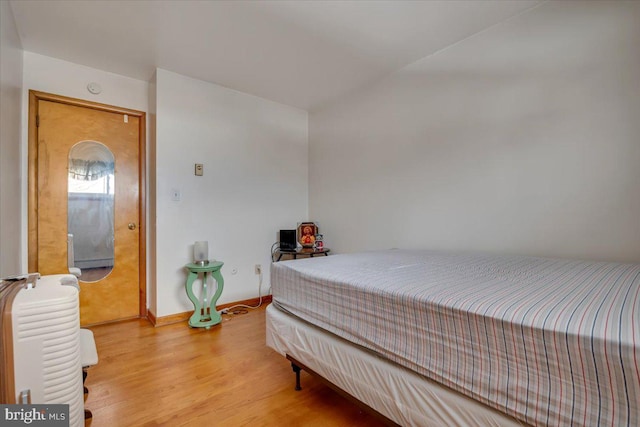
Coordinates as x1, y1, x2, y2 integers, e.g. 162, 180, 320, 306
137, 115, 147, 318
28, 91, 39, 273
84, 304, 386, 426
37, 100, 139, 325
29, 91, 146, 326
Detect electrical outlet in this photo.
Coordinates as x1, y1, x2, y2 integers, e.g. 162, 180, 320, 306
255, 264, 262, 275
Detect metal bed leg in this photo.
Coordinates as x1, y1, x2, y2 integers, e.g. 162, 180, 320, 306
291, 362, 302, 391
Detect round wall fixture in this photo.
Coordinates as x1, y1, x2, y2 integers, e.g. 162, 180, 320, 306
87, 82, 102, 95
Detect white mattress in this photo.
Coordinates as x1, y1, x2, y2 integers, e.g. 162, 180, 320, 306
270, 249, 640, 427
266, 303, 524, 427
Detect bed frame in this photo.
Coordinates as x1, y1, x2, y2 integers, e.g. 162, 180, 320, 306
287, 354, 400, 426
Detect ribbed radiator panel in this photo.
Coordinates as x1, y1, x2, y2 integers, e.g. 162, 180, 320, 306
12, 283, 84, 427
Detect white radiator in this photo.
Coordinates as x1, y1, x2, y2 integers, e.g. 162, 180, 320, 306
10, 274, 84, 427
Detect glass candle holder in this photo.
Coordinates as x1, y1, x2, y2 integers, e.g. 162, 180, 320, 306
194, 241, 209, 265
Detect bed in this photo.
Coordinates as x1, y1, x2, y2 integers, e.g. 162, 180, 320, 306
266, 249, 640, 426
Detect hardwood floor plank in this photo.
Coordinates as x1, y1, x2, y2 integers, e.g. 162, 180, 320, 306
84, 305, 387, 426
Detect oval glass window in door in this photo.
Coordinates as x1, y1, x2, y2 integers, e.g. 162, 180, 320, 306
67, 141, 115, 282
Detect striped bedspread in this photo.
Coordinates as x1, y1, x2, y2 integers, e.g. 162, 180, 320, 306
270, 249, 640, 427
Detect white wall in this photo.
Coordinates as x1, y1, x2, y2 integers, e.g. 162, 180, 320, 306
147, 71, 158, 316
17, 56, 308, 318
0, 1, 23, 276
309, 1, 640, 263
155, 69, 308, 317
22, 52, 149, 112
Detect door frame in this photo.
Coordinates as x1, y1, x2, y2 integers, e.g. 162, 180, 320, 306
28, 90, 147, 320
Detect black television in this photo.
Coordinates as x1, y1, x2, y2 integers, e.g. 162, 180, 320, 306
279, 229, 297, 251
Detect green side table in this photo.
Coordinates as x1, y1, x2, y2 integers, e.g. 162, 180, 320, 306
185, 261, 224, 329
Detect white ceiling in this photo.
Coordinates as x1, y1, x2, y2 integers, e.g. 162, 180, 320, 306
9, 0, 540, 111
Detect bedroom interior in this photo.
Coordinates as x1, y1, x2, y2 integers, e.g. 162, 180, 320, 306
1, 1, 639, 426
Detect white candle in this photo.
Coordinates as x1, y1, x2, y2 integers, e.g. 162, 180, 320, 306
194, 241, 208, 265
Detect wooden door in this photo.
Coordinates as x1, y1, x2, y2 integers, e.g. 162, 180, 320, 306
28, 91, 146, 326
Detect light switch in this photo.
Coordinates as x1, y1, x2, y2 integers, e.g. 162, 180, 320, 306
195, 164, 203, 176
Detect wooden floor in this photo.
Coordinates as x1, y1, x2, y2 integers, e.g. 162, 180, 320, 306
84, 304, 387, 426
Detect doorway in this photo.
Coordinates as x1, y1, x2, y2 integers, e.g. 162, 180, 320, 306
28, 91, 146, 326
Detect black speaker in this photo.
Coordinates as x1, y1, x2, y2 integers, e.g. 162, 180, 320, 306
279, 229, 297, 251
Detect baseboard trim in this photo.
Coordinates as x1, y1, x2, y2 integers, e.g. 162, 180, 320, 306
147, 295, 272, 327
148, 310, 188, 327
217, 295, 272, 312
146, 309, 157, 326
